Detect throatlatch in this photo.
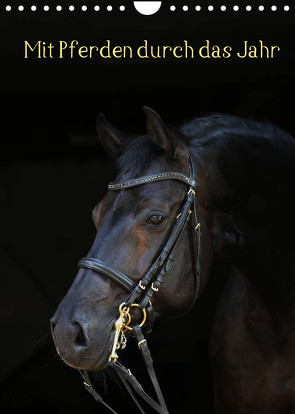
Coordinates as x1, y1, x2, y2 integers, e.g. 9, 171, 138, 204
78, 155, 201, 414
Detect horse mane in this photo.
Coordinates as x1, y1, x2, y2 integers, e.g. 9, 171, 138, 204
180, 113, 294, 147
117, 114, 295, 177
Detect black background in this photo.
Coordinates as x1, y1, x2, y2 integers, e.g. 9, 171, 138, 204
0, 1, 294, 412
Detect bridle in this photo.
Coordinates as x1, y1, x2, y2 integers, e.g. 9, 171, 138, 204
77, 155, 201, 414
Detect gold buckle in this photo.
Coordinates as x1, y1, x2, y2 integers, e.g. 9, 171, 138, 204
138, 339, 147, 349
187, 189, 195, 196
139, 280, 146, 290
151, 283, 159, 292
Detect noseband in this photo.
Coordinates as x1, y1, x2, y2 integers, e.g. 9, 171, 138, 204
78, 155, 201, 414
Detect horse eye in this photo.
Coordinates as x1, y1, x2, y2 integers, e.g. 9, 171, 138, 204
147, 215, 165, 225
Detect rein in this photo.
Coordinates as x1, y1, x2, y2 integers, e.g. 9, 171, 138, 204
78, 155, 201, 413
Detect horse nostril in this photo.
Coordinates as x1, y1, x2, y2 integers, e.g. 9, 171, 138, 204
73, 321, 88, 348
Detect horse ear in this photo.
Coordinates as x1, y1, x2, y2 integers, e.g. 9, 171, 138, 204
143, 106, 187, 161
96, 113, 123, 160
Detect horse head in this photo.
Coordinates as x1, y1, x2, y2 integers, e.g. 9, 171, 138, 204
50, 108, 214, 372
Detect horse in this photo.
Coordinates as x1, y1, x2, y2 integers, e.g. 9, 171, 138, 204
50, 107, 295, 413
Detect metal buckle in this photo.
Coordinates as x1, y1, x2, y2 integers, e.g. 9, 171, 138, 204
139, 280, 146, 290
138, 339, 147, 349
187, 188, 195, 196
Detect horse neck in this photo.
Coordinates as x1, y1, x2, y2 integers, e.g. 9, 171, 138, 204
190, 137, 295, 311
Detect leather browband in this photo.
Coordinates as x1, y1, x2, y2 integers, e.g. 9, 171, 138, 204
108, 172, 197, 191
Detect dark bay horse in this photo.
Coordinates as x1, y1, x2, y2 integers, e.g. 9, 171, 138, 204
51, 108, 295, 413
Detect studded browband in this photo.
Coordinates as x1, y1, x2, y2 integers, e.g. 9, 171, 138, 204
108, 171, 197, 191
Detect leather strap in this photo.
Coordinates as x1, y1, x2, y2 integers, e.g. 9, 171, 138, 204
113, 363, 169, 414
80, 371, 118, 414
81, 357, 169, 414
133, 325, 168, 412
78, 257, 136, 292
108, 171, 197, 191
119, 376, 147, 413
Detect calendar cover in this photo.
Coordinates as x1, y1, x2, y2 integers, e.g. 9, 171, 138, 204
1, 2, 294, 413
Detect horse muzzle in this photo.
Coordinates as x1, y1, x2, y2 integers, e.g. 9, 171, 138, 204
50, 310, 115, 371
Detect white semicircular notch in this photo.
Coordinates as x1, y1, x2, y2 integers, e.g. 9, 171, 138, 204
134, 1, 162, 15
